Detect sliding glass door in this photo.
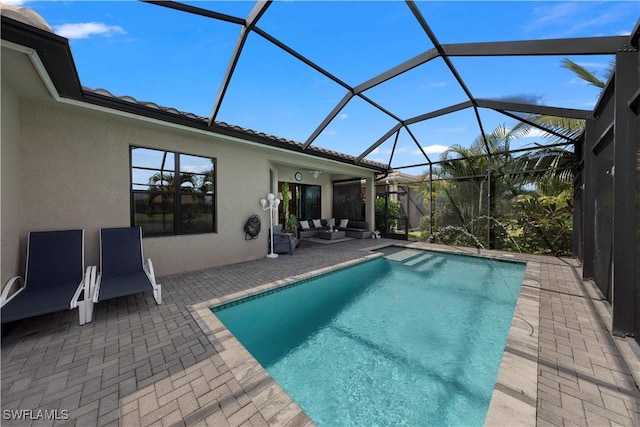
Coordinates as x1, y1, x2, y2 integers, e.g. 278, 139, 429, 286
278, 182, 321, 222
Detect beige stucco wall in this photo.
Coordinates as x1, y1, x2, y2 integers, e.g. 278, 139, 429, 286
14, 99, 376, 277
1, 80, 24, 285
18, 101, 276, 277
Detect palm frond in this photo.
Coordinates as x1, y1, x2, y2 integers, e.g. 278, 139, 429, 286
528, 114, 584, 145
561, 58, 606, 88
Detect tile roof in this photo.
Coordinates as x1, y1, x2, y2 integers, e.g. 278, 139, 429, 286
84, 87, 388, 171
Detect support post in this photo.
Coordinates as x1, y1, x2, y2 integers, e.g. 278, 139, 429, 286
612, 47, 639, 336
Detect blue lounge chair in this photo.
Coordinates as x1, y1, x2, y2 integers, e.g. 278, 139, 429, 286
1, 229, 91, 325
87, 227, 161, 322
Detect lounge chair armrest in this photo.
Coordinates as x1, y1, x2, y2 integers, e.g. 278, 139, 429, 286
145, 259, 162, 305
0, 276, 24, 307
91, 272, 102, 303
145, 258, 157, 285
71, 266, 96, 308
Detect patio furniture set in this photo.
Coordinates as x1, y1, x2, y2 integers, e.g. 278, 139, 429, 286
271, 218, 373, 255
0, 227, 161, 326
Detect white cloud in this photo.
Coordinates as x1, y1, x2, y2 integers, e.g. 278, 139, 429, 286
525, 3, 579, 32
338, 113, 348, 120
526, 128, 550, 138
1, 0, 29, 5
413, 144, 449, 155
53, 22, 125, 39
419, 81, 447, 89
371, 147, 390, 155
526, 3, 633, 37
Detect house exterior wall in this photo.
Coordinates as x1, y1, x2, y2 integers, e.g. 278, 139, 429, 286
17, 101, 276, 277
1, 80, 24, 285
12, 99, 376, 278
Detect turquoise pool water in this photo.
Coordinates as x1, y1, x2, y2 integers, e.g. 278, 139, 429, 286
213, 250, 526, 426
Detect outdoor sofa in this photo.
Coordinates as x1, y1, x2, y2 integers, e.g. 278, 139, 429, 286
298, 218, 372, 239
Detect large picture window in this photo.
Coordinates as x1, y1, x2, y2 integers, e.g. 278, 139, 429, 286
131, 147, 216, 236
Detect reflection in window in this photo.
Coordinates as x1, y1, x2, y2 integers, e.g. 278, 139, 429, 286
130, 147, 216, 236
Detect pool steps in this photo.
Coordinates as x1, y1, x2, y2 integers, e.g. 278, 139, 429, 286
403, 253, 433, 266
383, 249, 423, 261
383, 249, 448, 272
414, 256, 446, 272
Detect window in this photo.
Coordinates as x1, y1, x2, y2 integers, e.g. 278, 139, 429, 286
131, 147, 216, 236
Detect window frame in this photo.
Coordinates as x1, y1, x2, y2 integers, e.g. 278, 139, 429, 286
130, 146, 217, 237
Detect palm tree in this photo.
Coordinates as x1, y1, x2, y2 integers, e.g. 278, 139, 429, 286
424, 123, 532, 246
516, 57, 612, 194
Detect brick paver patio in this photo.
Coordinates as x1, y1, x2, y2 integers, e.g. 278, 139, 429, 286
2, 238, 639, 426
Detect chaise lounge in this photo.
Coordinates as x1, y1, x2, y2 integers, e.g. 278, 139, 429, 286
86, 226, 161, 323
1, 229, 91, 326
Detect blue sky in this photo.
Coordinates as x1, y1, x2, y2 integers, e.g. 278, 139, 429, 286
6, 1, 638, 174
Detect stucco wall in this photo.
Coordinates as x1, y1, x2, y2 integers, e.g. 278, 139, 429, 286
1, 81, 24, 285
19, 101, 274, 277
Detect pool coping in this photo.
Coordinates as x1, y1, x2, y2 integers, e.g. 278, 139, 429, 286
189, 245, 540, 426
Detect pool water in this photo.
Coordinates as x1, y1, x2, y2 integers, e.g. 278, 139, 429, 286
213, 250, 526, 426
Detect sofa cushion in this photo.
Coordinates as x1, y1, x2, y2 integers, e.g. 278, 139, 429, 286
339, 219, 349, 228
312, 219, 322, 228
300, 220, 310, 230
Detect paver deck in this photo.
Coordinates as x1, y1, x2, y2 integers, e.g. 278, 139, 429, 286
2, 238, 639, 426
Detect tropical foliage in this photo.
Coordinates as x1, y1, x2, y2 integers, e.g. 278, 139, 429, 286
419, 122, 575, 255
375, 197, 401, 234
412, 58, 610, 255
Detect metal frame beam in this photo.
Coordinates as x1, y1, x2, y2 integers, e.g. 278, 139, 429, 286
611, 47, 639, 336
442, 36, 628, 57
141, 1, 245, 25
357, 123, 403, 162
405, 1, 492, 156
387, 129, 401, 170
303, 92, 354, 148
353, 49, 440, 94
405, 101, 473, 125
404, 125, 432, 164
252, 26, 352, 90
208, 1, 272, 125
494, 109, 581, 144
391, 140, 573, 171
476, 99, 592, 119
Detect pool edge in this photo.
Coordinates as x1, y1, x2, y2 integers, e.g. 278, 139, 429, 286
189, 245, 539, 427
188, 253, 383, 426
406, 242, 539, 427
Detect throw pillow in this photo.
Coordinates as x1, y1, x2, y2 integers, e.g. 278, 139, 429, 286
328, 218, 335, 227
300, 220, 310, 230
312, 219, 322, 228
339, 219, 349, 228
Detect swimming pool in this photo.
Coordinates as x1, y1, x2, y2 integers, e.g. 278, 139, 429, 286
212, 249, 526, 426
